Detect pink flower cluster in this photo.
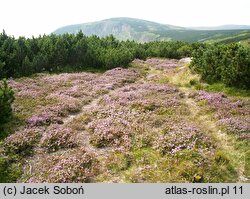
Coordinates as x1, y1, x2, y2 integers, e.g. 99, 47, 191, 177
40, 124, 78, 152
4, 128, 42, 155
27, 147, 98, 182
6, 67, 141, 163
17, 68, 140, 129
27, 114, 51, 126
195, 91, 250, 139
133, 58, 179, 70
153, 123, 212, 154
86, 82, 193, 152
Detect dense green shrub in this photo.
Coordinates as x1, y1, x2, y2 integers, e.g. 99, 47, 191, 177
190, 43, 250, 88
0, 156, 22, 182
0, 79, 15, 126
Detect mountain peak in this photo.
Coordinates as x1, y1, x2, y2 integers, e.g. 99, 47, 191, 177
53, 17, 184, 42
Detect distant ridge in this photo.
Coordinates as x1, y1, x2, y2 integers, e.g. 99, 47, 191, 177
188, 24, 250, 30
53, 17, 250, 43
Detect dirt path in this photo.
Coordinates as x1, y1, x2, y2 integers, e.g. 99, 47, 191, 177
184, 97, 248, 182
63, 96, 100, 125
140, 58, 248, 182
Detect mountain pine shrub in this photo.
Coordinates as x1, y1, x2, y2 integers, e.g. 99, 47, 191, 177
0, 79, 15, 126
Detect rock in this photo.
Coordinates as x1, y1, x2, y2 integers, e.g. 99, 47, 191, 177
188, 92, 198, 98
179, 92, 185, 98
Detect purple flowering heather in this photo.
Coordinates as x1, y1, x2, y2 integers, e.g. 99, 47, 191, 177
27, 114, 51, 126
144, 58, 179, 70
153, 123, 212, 155
4, 128, 42, 155
195, 91, 250, 139
40, 124, 78, 152
5, 58, 245, 183
27, 147, 98, 182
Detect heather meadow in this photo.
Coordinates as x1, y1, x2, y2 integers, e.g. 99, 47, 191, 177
0, 58, 249, 183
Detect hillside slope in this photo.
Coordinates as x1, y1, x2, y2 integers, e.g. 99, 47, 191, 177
53, 17, 250, 43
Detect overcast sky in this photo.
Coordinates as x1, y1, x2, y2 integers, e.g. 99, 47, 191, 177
0, 0, 249, 37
